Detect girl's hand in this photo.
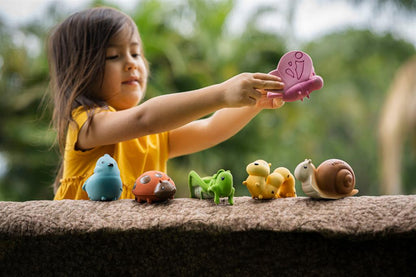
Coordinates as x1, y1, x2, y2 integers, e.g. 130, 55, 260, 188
219, 73, 284, 107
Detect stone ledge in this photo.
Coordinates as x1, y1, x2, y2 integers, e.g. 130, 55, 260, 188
1, 196, 415, 238
1, 196, 416, 276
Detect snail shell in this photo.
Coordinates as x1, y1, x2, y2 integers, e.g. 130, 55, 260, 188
315, 159, 356, 197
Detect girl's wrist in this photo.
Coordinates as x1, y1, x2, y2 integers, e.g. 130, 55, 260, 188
211, 82, 229, 109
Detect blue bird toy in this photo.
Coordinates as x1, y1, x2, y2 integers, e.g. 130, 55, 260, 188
82, 154, 123, 201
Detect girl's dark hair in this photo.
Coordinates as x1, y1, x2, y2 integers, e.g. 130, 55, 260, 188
48, 7, 146, 192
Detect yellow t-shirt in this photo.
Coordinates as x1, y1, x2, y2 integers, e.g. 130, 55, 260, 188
54, 106, 169, 200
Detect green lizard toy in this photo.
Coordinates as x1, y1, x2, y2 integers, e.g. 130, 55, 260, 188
188, 169, 235, 205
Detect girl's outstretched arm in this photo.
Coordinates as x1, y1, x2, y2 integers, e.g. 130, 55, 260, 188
76, 73, 283, 150
168, 96, 284, 158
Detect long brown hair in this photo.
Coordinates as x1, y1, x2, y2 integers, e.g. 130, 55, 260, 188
48, 7, 146, 192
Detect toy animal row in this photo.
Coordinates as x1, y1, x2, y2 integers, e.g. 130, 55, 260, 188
189, 158, 358, 205
83, 154, 358, 205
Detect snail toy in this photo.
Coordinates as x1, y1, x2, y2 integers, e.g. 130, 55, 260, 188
132, 171, 176, 203
82, 154, 123, 201
242, 160, 296, 200
188, 169, 235, 205
267, 50, 323, 102
294, 159, 358, 199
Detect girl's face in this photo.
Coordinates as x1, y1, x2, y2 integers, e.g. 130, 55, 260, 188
99, 25, 148, 110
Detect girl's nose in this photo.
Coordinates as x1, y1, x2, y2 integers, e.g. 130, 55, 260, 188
125, 58, 137, 71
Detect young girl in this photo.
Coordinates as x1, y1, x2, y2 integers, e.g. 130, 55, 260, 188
48, 7, 284, 200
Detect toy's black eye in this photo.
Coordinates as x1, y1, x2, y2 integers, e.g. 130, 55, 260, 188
155, 173, 163, 178
303, 166, 307, 169
140, 175, 151, 184
221, 177, 225, 181
254, 163, 259, 166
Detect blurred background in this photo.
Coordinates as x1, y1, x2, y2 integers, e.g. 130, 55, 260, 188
0, 0, 415, 201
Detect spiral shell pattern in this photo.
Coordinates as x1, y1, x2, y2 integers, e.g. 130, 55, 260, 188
315, 159, 356, 196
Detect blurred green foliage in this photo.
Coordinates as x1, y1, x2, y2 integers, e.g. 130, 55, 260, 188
0, 0, 415, 200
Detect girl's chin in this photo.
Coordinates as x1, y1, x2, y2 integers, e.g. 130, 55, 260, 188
111, 99, 142, 110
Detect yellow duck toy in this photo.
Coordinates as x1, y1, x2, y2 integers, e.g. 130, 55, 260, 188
243, 160, 297, 199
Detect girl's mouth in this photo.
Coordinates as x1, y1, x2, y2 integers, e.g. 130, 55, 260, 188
122, 80, 139, 85
122, 76, 140, 85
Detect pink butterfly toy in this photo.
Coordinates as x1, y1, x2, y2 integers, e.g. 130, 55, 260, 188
267, 50, 323, 102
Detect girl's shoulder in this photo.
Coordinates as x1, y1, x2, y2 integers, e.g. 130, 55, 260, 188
70, 105, 115, 130
72, 105, 115, 118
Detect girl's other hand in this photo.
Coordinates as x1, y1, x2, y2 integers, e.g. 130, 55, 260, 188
256, 94, 285, 109
219, 73, 284, 107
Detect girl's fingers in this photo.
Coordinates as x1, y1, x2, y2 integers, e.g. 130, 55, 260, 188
252, 74, 284, 90
253, 72, 282, 81
254, 80, 284, 90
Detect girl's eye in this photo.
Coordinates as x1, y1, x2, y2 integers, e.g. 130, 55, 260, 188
105, 55, 118, 60
132, 53, 141, 58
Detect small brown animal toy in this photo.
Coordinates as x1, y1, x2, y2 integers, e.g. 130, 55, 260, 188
132, 171, 176, 203
294, 159, 358, 199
